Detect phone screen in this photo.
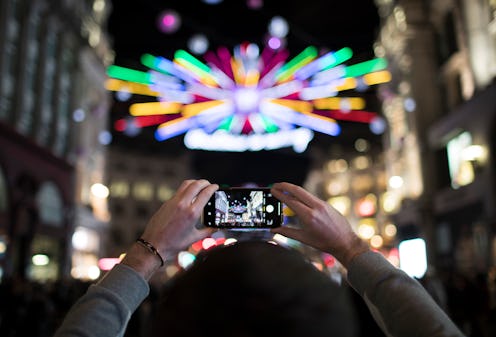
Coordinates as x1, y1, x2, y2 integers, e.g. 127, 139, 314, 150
202, 188, 282, 228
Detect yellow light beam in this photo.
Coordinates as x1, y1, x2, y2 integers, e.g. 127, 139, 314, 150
244, 69, 260, 87
313, 97, 366, 110
181, 100, 226, 117
105, 78, 161, 97
269, 99, 313, 114
231, 58, 245, 84
363, 70, 392, 85
334, 78, 357, 91
129, 102, 183, 116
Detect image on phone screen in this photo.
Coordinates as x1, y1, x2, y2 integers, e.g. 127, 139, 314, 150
203, 188, 282, 228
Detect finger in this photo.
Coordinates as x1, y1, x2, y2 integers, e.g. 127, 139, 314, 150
175, 179, 196, 196
190, 226, 215, 243
182, 179, 211, 201
192, 184, 218, 209
271, 185, 311, 216
271, 226, 307, 244
272, 182, 321, 208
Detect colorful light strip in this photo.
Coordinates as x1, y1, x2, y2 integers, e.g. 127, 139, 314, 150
106, 43, 392, 151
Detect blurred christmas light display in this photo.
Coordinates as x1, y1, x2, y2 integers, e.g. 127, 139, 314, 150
106, 43, 391, 152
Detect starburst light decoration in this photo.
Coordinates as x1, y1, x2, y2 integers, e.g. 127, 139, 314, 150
106, 43, 391, 152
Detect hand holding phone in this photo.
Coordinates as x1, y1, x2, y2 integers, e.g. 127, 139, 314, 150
202, 188, 283, 228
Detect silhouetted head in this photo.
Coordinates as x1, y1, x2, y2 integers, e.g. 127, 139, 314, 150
153, 241, 358, 337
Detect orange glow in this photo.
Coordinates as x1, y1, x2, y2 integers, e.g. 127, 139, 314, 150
130, 102, 182, 116
181, 100, 226, 117
244, 69, 260, 86
334, 78, 357, 91
313, 97, 366, 110
363, 70, 392, 85
231, 57, 244, 84
105, 78, 161, 97
270, 98, 313, 114
283, 205, 295, 216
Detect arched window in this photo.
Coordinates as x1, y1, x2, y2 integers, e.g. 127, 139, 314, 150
36, 181, 64, 226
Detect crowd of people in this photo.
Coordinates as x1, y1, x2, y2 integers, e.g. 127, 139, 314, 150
0, 276, 90, 337
0, 268, 495, 336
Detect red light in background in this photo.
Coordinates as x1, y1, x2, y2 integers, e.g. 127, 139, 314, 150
191, 240, 203, 252
355, 197, 376, 217
215, 237, 226, 245
322, 253, 335, 268
389, 248, 399, 259
114, 119, 127, 132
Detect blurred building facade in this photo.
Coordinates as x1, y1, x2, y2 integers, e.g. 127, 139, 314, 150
0, 0, 113, 282
374, 0, 496, 277
104, 147, 193, 257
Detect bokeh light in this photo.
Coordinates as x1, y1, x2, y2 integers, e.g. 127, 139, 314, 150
106, 43, 391, 151
188, 34, 209, 55
73, 109, 85, 122
157, 10, 181, 34
247, 0, 263, 10
268, 16, 289, 38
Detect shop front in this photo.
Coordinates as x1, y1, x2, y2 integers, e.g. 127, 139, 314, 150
0, 122, 74, 282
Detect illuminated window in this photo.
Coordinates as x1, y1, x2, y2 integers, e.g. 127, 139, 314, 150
355, 194, 377, 217
72, 226, 100, 252
352, 155, 370, 170
110, 181, 129, 198
399, 238, 427, 278
351, 174, 374, 193
325, 179, 349, 196
326, 159, 348, 173
36, 181, 64, 227
354, 138, 369, 152
28, 235, 61, 282
133, 182, 153, 200
327, 196, 351, 216
381, 191, 400, 213
357, 218, 377, 240
71, 251, 100, 280
17, 6, 42, 135
157, 184, 174, 202
446, 132, 475, 188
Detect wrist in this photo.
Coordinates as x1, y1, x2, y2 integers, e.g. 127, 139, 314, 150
337, 235, 370, 269
136, 238, 165, 267
121, 242, 163, 281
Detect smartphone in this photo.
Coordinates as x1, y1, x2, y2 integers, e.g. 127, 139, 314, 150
202, 187, 283, 228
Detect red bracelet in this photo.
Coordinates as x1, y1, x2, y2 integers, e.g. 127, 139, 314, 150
136, 238, 165, 267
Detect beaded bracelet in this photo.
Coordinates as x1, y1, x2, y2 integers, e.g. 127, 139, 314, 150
136, 238, 165, 267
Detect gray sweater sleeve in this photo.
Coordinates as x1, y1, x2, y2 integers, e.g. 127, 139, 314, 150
347, 251, 465, 337
53, 263, 150, 337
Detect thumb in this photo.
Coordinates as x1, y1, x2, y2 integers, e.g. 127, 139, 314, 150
271, 226, 305, 243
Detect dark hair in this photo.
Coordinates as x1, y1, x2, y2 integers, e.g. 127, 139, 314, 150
152, 241, 358, 337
